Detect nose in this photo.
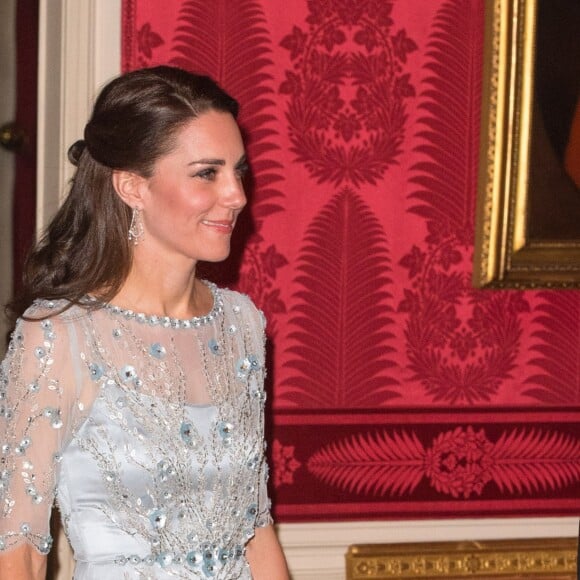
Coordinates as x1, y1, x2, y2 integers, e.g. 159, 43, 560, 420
223, 177, 247, 210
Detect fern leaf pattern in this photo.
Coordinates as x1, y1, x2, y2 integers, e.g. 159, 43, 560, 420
524, 291, 580, 404
490, 428, 580, 494
169, 0, 287, 324
308, 430, 425, 496
308, 426, 580, 499
399, 0, 526, 404
409, 0, 481, 240
280, 189, 399, 408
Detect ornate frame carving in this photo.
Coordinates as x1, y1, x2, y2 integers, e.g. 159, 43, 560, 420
473, 0, 580, 288
346, 537, 578, 579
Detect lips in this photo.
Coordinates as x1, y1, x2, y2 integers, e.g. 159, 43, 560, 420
201, 219, 235, 233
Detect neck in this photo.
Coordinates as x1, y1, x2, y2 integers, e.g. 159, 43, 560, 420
111, 250, 211, 319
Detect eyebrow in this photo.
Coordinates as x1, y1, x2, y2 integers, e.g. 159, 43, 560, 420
188, 158, 225, 166
188, 154, 247, 167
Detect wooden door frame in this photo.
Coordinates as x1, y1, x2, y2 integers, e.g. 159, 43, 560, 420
37, 0, 121, 230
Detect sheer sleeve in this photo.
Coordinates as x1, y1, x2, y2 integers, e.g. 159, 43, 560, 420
256, 458, 273, 528
0, 310, 78, 555
245, 300, 273, 528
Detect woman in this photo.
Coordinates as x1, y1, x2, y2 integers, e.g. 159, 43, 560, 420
0, 66, 289, 579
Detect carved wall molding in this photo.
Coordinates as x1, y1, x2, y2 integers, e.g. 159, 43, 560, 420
278, 517, 579, 579
37, 0, 121, 230
346, 537, 577, 579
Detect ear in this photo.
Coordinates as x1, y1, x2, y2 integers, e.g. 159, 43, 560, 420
112, 169, 147, 208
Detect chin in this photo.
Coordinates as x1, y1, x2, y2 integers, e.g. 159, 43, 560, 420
200, 249, 232, 263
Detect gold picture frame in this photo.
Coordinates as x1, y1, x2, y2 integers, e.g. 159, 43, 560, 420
473, 0, 580, 288
346, 537, 578, 579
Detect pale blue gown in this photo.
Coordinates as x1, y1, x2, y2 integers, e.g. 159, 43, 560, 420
0, 283, 272, 579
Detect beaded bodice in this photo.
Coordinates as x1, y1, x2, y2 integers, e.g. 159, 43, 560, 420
0, 284, 271, 579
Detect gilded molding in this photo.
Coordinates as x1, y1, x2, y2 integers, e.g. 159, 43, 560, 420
473, 0, 580, 288
346, 538, 578, 578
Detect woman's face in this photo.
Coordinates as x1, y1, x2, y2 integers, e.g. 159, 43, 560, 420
138, 110, 247, 266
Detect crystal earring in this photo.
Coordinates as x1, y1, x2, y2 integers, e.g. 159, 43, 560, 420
128, 207, 144, 245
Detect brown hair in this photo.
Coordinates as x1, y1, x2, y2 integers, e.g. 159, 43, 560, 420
9, 66, 238, 319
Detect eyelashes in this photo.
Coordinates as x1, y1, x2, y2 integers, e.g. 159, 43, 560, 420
235, 162, 249, 178
194, 162, 249, 181
194, 168, 218, 180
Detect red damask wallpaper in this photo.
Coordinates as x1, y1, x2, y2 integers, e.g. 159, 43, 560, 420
122, 0, 580, 522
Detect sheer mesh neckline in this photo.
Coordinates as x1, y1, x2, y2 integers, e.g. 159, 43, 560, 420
102, 280, 223, 329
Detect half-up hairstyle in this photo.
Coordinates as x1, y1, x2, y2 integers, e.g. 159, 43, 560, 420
9, 66, 238, 319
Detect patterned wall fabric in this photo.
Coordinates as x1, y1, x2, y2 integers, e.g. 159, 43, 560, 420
122, 0, 580, 522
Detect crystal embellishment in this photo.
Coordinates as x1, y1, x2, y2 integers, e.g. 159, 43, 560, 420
120, 365, 137, 383
0, 286, 271, 572
149, 343, 166, 359
88, 363, 104, 381
103, 282, 223, 329
208, 338, 222, 355
180, 422, 194, 446
149, 509, 167, 530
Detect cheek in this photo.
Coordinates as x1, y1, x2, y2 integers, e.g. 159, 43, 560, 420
148, 180, 215, 219
178, 188, 215, 215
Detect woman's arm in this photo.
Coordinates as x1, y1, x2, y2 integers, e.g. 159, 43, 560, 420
246, 524, 290, 579
0, 544, 47, 580
1, 314, 76, 576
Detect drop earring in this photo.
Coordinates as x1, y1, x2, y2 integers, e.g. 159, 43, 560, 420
128, 207, 144, 245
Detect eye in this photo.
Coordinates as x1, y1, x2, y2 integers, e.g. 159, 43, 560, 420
235, 162, 249, 179
195, 167, 218, 181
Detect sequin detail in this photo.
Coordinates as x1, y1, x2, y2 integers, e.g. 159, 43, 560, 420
88, 363, 104, 381
149, 343, 166, 359
208, 338, 222, 356
120, 365, 137, 383
0, 286, 271, 575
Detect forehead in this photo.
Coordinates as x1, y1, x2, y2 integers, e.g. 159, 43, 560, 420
171, 110, 243, 154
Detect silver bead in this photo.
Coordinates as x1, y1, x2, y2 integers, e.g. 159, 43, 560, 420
157, 552, 173, 567
38, 536, 52, 554
120, 365, 137, 383
51, 413, 63, 429
186, 551, 202, 567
